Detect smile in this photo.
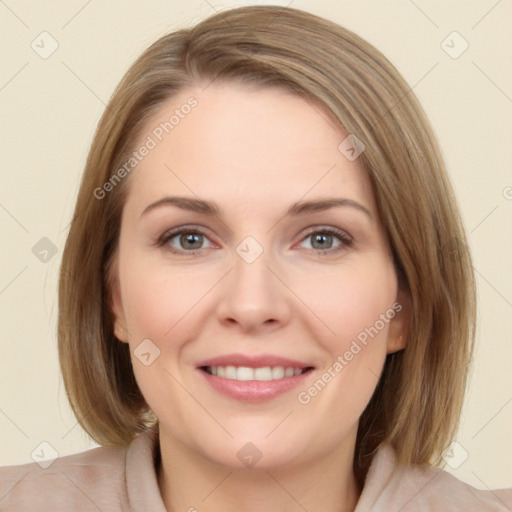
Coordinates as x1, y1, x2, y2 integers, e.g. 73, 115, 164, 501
202, 365, 310, 381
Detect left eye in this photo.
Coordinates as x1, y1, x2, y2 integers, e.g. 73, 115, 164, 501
298, 229, 352, 252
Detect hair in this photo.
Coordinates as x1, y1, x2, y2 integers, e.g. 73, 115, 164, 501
58, 5, 476, 488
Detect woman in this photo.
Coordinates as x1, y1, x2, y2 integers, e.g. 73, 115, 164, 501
1, 5, 510, 511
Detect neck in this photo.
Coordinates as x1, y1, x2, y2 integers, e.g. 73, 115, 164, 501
157, 427, 360, 512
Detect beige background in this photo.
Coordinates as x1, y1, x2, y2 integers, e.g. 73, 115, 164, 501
0, 0, 511, 490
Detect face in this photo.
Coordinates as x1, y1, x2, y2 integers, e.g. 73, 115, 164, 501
111, 81, 409, 471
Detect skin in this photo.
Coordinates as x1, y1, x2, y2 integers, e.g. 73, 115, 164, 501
111, 81, 410, 512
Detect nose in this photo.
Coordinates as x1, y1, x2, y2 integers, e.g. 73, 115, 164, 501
215, 244, 292, 334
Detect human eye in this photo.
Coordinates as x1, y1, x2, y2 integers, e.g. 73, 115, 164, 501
297, 226, 353, 255
156, 225, 215, 255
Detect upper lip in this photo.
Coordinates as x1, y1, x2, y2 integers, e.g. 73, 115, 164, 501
196, 353, 315, 369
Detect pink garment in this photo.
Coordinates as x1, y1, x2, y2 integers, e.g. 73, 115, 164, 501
1, 430, 511, 511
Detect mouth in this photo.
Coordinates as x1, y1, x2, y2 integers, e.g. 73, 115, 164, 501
196, 354, 315, 402
200, 365, 314, 381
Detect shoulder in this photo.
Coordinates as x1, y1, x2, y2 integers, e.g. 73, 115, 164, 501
391, 459, 512, 511
0, 441, 129, 511
359, 444, 512, 511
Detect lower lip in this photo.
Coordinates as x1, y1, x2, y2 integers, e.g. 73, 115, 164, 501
199, 369, 313, 403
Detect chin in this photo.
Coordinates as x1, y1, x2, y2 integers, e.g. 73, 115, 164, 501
193, 432, 312, 472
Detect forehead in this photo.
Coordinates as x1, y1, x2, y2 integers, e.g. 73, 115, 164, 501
124, 81, 376, 217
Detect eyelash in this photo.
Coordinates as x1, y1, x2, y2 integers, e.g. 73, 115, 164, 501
156, 226, 353, 257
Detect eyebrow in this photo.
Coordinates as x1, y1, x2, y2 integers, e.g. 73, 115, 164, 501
140, 196, 372, 221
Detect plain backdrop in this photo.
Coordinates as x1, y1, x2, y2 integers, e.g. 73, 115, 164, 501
0, 0, 511, 490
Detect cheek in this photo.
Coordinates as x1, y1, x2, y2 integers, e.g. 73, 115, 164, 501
293, 260, 396, 403
118, 256, 205, 424
293, 259, 397, 348
119, 255, 213, 340
293, 262, 396, 419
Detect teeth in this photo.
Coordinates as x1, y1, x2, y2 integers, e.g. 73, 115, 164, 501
225, 365, 237, 379
285, 367, 295, 377
205, 365, 306, 381
254, 367, 272, 380
236, 366, 253, 381
272, 366, 284, 379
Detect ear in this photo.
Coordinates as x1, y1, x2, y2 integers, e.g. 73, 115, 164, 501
386, 287, 411, 354
110, 274, 129, 344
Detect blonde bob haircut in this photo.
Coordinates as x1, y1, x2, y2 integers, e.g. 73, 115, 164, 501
58, 5, 476, 485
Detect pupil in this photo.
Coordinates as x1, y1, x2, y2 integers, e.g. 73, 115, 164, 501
182, 233, 202, 249
313, 234, 332, 249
